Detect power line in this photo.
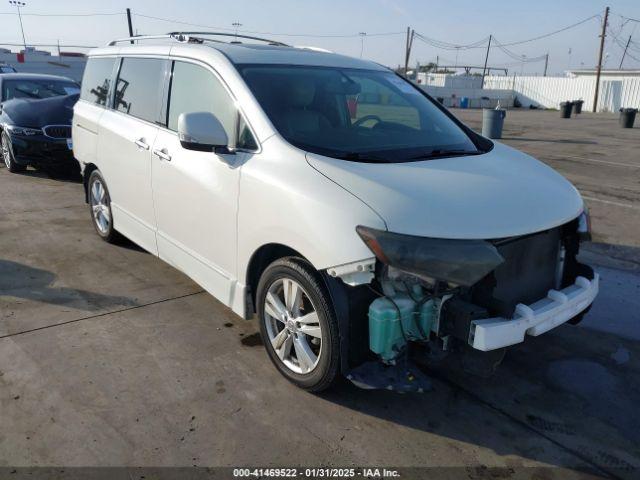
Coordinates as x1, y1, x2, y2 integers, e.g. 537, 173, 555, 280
134, 13, 404, 38
492, 38, 547, 63
609, 23, 640, 55
413, 32, 489, 50
0, 11, 123, 16
607, 24, 640, 65
498, 14, 601, 46
610, 35, 640, 64
613, 12, 640, 24
410, 13, 600, 58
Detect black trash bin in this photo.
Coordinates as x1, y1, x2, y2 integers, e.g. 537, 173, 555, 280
619, 108, 637, 128
572, 100, 584, 114
560, 101, 573, 118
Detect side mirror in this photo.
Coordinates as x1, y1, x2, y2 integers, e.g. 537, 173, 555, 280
178, 111, 230, 153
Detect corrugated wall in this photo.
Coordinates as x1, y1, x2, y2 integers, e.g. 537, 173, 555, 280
425, 74, 640, 112
484, 76, 598, 110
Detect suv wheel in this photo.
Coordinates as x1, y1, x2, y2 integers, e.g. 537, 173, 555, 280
256, 257, 340, 392
88, 170, 120, 243
2, 131, 26, 173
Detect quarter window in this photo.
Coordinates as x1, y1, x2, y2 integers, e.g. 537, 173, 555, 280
80, 57, 116, 106
237, 115, 258, 150
115, 57, 165, 123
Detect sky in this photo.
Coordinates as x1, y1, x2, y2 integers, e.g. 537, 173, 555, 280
1, 0, 640, 75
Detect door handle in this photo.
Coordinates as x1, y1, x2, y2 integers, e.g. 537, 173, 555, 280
153, 148, 172, 162
134, 138, 150, 150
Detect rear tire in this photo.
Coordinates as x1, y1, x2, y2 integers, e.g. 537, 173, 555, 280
2, 131, 26, 173
256, 257, 340, 392
87, 170, 122, 244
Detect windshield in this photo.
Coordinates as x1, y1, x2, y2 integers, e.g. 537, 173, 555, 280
3, 79, 80, 101
240, 65, 478, 162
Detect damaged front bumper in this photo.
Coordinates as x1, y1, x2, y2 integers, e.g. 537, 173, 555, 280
469, 273, 599, 351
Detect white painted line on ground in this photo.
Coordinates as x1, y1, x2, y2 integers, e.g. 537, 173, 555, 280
583, 196, 639, 210
548, 154, 639, 168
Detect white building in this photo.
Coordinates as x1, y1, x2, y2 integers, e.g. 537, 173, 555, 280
567, 69, 640, 80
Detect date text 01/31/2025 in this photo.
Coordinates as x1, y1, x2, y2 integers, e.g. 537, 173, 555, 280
232, 467, 400, 478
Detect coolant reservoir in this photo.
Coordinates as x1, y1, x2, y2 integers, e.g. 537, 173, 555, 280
368, 295, 416, 362
418, 298, 437, 335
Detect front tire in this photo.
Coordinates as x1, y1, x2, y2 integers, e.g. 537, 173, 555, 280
257, 257, 340, 392
2, 131, 26, 173
88, 170, 121, 243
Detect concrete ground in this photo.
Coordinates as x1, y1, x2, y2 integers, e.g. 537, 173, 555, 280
0, 110, 639, 479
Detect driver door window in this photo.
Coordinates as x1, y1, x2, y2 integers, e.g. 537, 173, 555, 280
167, 61, 257, 150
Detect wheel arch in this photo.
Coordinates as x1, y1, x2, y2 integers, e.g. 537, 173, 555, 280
244, 242, 373, 375
245, 243, 310, 314
82, 163, 99, 203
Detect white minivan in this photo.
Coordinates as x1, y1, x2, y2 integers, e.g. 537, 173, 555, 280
73, 33, 598, 391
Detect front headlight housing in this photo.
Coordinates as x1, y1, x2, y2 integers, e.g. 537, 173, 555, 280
5, 125, 42, 136
356, 226, 504, 287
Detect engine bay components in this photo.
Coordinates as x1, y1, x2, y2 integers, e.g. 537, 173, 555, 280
363, 218, 596, 366
368, 283, 438, 362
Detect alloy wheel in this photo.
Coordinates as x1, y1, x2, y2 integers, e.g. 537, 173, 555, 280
90, 178, 111, 234
2, 135, 11, 169
263, 277, 323, 374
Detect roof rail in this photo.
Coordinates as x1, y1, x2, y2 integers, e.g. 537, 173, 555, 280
107, 34, 174, 46
108, 32, 290, 47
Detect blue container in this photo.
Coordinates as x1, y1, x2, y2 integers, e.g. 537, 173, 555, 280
460, 97, 470, 109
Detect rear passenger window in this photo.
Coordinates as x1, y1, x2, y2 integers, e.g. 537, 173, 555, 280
115, 57, 165, 123
80, 57, 116, 106
168, 61, 257, 150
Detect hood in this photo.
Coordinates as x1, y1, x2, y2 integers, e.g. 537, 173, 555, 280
307, 142, 583, 239
1, 93, 78, 128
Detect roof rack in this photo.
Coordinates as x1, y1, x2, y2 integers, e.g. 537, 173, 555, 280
108, 32, 290, 47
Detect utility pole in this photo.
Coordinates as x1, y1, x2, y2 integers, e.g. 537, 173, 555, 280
435, 55, 439, 73
9, 1, 27, 52
593, 6, 609, 113
480, 34, 492, 89
126, 8, 134, 44
543, 53, 549, 76
619, 35, 632, 69
404, 27, 414, 77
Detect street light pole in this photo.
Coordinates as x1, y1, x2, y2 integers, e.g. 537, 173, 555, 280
9, 1, 27, 52
359, 32, 366, 58
232, 22, 242, 42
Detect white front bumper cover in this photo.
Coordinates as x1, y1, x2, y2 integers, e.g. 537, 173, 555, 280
469, 274, 599, 351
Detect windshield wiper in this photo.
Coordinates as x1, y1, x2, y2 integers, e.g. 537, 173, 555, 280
408, 149, 482, 161
335, 151, 392, 163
